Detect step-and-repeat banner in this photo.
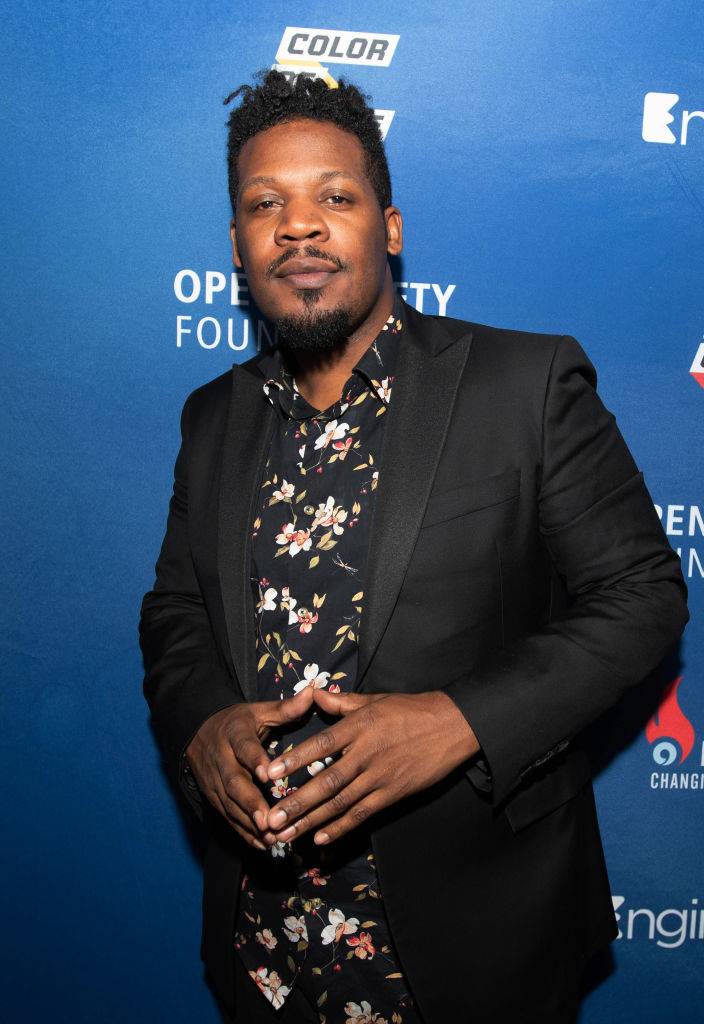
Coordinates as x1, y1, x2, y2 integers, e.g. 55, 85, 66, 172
3, 2, 702, 1021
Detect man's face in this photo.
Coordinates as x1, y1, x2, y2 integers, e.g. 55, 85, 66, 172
230, 118, 402, 350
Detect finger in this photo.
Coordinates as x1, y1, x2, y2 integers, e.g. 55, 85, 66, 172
312, 689, 387, 716
219, 792, 279, 845
229, 731, 272, 785
266, 755, 358, 831
213, 792, 268, 851
267, 718, 351, 781
313, 793, 380, 846
271, 773, 372, 842
258, 685, 316, 730
219, 789, 265, 833
217, 760, 271, 831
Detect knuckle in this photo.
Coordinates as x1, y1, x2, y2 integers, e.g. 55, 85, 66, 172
351, 803, 370, 825
315, 730, 335, 756
373, 733, 388, 756
394, 773, 412, 798
358, 707, 377, 733
229, 804, 258, 836
219, 799, 237, 825
219, 720, 239, 745
329, 789, 349, 814
206, 787, 222, 812
232, 738, 254, 764
223, 773, 243, 799
283, 795, 301, 818
222, 794, 243, 819
237, 794, 255, 817
322, 767, 343, 795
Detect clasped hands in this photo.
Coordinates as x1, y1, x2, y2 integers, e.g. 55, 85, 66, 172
185, 685, 480, 852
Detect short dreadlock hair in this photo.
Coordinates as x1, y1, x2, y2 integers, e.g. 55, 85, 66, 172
224, 70, 392, 215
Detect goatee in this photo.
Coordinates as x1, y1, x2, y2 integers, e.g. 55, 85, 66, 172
274, 291, 354, 353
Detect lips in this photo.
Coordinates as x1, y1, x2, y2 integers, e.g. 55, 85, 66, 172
276, 257, 339, 288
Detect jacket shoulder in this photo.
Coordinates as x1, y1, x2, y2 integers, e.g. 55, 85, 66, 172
185, 367, 233, 411
416, 308, 590, 391
181, 352, 270, 437
185, 345, 269, 410
434, 308, 567, 357
404, 300, 566, 360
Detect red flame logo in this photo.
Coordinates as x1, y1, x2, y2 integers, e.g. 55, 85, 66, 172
645, 676, 695, 763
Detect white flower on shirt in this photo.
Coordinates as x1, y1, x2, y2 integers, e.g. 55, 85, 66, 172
307, 756, 333, 776
311, 495, 348, 534
321, 908, 359, 946
373, 376, 392, 404
257, 587, 277, 612
270, 778, 290, 802
313, 419, 349, 450
275, 523, 312, 556
272, 479, 295, 502
279, 586, 298, 624
344, 1000, 388, 1023
249, 967, 290, 1009
255, 928, 278, 950
283, 914, 308, 943
293, 663, 330, 693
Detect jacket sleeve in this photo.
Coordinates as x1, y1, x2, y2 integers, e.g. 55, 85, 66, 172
442, 335, 689, 807
139, 392, 243, 818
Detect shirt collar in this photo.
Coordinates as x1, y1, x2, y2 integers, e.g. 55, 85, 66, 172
260, 292, 404, 422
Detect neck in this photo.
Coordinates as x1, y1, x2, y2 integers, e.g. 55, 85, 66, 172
287, 272, 395, 413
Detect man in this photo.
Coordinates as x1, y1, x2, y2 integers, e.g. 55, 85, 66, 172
140, 70, 688, 1023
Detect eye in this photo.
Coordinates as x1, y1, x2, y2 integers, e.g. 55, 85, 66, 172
324, 194, 350, 206
254, 199, 278, 211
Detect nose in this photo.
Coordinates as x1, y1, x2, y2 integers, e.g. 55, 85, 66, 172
274, 195, 330, 245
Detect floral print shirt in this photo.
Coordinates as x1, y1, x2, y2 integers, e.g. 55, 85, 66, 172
233, 298, 420, 1022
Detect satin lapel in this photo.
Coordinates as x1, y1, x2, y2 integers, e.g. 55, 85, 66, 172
218, 363, 276, 703
356, 311, 473, 689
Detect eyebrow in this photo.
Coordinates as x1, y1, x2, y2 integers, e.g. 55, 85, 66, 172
239, 170, 362, 194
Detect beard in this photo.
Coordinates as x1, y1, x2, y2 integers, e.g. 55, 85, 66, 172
274, 288, 355, 354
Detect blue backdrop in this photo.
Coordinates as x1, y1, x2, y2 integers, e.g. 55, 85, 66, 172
2, 2, 702, 1020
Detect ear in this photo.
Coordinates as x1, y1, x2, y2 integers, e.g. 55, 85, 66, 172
230, 219, 243, 269
384, 205, 403, 257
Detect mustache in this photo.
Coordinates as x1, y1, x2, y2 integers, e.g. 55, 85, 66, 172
266, 245, 348, 278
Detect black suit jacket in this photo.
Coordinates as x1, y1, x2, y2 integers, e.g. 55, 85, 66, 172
140, 300, 688, 1021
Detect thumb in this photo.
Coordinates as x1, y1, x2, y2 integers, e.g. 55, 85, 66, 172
269, 684, 316, 725
312, 688, 386, 716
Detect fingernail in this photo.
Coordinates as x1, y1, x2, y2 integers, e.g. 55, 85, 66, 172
314, 832, 329, 845
253, 810, 264, 831
255, 765, 268, 783
269, 809, 287, 827
278, 825, 296, 841
269, 761, 285, 776
253, 839, 266, 851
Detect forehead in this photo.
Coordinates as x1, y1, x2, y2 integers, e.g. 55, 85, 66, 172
237, 119, 369, 189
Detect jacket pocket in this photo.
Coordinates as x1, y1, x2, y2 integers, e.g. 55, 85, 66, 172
504, 747, 592, 833
420, 468, 521, 529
